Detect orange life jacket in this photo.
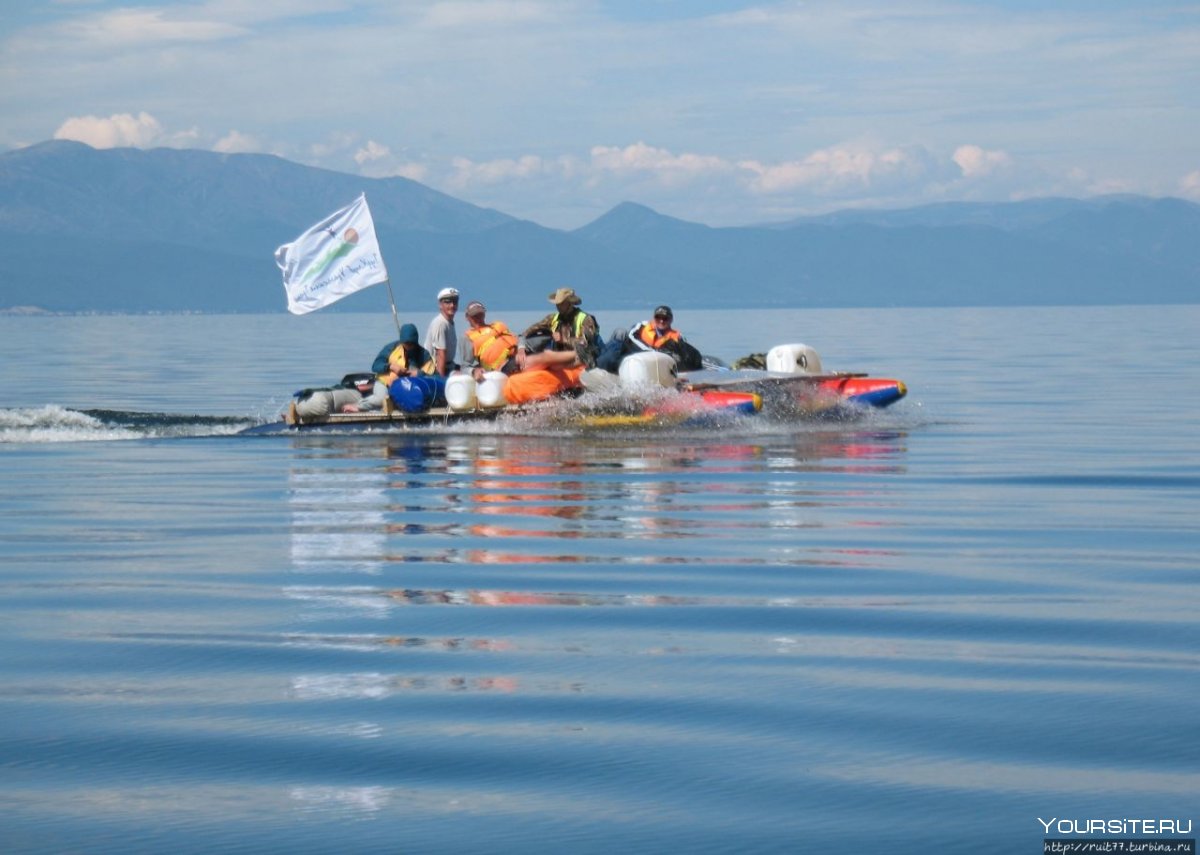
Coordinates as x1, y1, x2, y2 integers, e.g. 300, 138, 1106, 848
635, 322, 681, 350
466, 321, 519, 371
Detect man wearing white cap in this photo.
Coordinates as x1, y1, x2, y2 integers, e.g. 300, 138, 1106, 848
425, 286, 460, 376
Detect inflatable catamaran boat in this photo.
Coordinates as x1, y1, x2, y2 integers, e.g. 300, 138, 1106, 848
239, 343, 906, 435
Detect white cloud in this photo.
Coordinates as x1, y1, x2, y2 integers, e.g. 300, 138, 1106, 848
1085, 177, 1137, 195
953, 145, 1013, 179
214, 130, 260, 153
341, 139, 430, 182
63, 8, 245, 46
590, 142, 732, 183
448, 154, 549, 187
739, 144, 938, 196
422, 1, 560, 29
54, 112, 166, 148
1178, 171, 1200, 200
430, 143, 748, 220
309, 133, 361, 160
354, 140, 392, 166
393, 140, 963, 226
392, 163, 430, 183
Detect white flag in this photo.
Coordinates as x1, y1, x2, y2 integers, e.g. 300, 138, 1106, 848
275, 194, 389, 314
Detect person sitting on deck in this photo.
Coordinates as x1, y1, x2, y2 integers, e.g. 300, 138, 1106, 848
371, 322, 446, 412
596, 304, 704, 373
458, 301, 520, 380
504, 287, 602, 405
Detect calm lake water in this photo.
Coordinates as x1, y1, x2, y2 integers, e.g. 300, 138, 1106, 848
1, 306, 1197, 854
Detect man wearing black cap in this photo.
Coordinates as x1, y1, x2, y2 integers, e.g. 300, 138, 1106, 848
599, 304, 703, 373
597, 307, 705, 374
633, 306, 682, 350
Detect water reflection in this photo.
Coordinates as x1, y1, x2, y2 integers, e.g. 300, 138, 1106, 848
280, 425, 913, 813
288, 468, 389, 576
284, 428, 909, 570
290, 673, 525, 700
290, 784, 394, 817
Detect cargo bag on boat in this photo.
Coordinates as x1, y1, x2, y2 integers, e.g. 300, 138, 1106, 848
658, 338, 704, 372
339, 372, 377, 393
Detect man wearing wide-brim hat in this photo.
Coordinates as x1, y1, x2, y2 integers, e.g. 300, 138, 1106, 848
506, 287, 602, 404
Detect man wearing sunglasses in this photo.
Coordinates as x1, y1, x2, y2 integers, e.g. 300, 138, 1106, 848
631, 305, 682, 350
598, 304, 704, 373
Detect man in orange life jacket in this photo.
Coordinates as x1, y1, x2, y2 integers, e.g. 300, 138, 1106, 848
597, 304, 703, 373
630, 305, 682, 350
458, 301, 520, 380
627, 304, 704, 371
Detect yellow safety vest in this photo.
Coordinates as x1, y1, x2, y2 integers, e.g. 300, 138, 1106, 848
377, 345, 434, 385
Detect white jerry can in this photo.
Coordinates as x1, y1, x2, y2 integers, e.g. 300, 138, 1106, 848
476, 371, 510, 408
619, 351, 677, 388
444, 373, 478, 411
765, 343, 823, 375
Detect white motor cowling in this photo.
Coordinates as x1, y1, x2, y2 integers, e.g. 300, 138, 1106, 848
476, 371, 510, 408
445, 373, 478, 411
765, 343, 822, 375
580, 368, 620, 392
619, 351, 677, 388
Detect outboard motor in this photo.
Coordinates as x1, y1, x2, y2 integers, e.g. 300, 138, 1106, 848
765, 343, 823, 375
619, 351, 677, 388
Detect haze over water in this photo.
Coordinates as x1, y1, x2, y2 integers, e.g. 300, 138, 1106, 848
1, 305, 1197, 854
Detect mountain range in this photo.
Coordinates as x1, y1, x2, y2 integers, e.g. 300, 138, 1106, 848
1, 140, 1197, 313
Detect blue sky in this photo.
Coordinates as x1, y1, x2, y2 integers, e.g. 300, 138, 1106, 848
2, 0, 1198, 227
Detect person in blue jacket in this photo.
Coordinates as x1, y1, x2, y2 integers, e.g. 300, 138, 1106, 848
370, 323, 446, 412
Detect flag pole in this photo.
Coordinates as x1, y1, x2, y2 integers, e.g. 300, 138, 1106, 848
384, 278, 402, 337
364, 192, 403, 338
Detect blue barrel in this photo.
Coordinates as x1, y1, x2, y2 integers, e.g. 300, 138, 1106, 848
388, 376, 446, 412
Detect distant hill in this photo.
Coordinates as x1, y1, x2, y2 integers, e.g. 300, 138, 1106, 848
1, 140, 1197, 312
580, 200, 1200, 308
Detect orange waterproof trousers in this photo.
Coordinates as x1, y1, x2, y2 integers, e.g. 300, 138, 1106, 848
503, 365, 585, 405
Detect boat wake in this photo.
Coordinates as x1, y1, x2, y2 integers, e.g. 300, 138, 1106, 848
2, 396, 926, 444
0, 405, 255, 443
